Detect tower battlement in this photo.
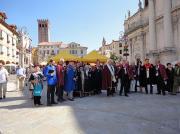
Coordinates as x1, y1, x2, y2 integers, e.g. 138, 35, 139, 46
37, 19, 50, 43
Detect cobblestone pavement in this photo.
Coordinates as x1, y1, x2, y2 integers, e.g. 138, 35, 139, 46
0, 78, 180, 134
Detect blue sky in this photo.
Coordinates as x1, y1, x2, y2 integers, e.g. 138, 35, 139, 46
0, 0, 139, 51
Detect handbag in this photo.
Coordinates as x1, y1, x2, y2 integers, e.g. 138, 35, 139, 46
33, 83, 43, 96
29, 83, 34, 91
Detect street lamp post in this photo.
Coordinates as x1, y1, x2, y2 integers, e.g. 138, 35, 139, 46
123, 35, 129, 60
119, 32, 130, 61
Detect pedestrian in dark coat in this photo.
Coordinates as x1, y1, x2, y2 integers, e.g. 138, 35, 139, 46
166, 63, 174, 93
94, 65, 102, 94
84, 65, 92, 92
143, 59, 156, 94
172, 62, 180, 95
134, 61, 144, 92
155, 59, 168, 95
118, 60, 129, 97
74, 67, 82, 92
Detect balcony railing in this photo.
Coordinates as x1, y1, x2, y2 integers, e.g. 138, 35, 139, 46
7, 40, 10, 44
125, 19, 148, 35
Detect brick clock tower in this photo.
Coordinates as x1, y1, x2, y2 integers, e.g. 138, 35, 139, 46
37, 19, 50, 43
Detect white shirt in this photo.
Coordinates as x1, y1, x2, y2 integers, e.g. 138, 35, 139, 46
0, 67, 8, 83
16, 68, 26, 77
146, 69, 149, 78
156, 65, 159, 76
124, 67, 127, 74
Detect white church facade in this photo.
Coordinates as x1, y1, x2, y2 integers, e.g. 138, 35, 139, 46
124, 0, 180, 64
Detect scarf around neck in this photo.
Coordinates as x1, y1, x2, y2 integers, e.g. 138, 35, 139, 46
145, 63, 152, 69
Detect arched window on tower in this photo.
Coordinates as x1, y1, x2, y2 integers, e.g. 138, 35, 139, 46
145, 0, 148, 7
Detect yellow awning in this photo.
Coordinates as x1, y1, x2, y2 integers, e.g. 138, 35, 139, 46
52, 51, 79, 62
81, 50, 108, 63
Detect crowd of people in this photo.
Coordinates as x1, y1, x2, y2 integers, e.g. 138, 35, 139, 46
0, 59, 179, 107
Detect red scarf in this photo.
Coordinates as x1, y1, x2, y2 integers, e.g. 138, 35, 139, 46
144, 63, 152, 69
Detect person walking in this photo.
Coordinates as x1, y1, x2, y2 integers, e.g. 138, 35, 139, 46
16, 65, 26, 91
0, 61, 8, 99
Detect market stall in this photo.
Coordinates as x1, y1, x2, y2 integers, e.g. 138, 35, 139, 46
81, 50, 108, 63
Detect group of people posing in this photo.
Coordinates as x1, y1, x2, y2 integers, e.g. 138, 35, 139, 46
26, 58, 180, 106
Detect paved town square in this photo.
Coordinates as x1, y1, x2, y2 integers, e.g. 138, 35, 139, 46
0, 79, 180, 134
1, 1, 180, 134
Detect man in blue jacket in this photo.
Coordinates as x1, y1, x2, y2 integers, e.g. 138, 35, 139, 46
46, 60, 57, 106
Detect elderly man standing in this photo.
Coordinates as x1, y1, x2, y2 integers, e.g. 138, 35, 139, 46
102, 59, 116, 96
0, 61, 8, 99
56, 58, 65, 102
16, 65, 26, 91
172, 61, 180, 95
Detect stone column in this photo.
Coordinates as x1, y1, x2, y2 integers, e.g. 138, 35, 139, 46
149, 0, 157, 51
164, 0, 173, 48
148, 0, 157, 63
